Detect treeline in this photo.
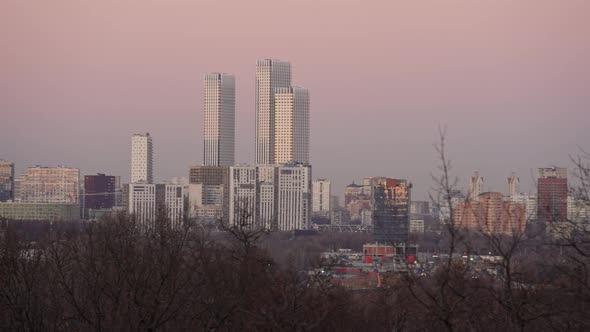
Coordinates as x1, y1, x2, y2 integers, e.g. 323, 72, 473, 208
0, 215, 390, 331
1, 214, 590, 331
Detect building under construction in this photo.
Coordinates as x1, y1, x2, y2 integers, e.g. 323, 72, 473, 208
371, 177, 411, 245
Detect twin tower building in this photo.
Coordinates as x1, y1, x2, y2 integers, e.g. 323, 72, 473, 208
204, 59, 309, 167
194, 59, 311, 231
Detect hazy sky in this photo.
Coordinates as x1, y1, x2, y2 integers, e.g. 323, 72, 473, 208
1, 0, 589, 200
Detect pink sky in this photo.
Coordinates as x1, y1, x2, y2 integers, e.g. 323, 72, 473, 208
1, 0, 589, 199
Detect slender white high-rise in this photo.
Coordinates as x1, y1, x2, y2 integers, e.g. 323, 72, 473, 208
507, 172, 520, 196
274, 87, 310, 164
203, 73, 235, 166
469, 171, 483, 201
131, 133, 153, 183
256, 59, 291, 165
312, 179, 331, 215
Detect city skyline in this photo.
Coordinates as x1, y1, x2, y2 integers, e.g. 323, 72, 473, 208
2, 1, 589, 200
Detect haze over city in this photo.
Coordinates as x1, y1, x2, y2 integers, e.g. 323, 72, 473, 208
3, 1, 590, 331
2, 0, 589, 199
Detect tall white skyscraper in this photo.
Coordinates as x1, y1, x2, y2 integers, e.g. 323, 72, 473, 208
203, 73, 235, 167
507, 172, 520, 196
256, 59, 291, 165
274, 87, 310, 164
469, 171, 484, 201
131, 133, 153, 183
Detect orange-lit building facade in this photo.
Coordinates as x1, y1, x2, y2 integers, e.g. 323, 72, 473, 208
454, 192, 525, 234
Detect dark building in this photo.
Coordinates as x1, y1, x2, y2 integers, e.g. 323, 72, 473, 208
371, 177, 411, 244
537, 167, 568, 224
0, 160, 14, 202
189, 166, 229, 186
189, 166, 230, 220
84, 174, 119, 211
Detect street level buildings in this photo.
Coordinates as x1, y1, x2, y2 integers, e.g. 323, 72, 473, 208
131, 133, 153, 184
203, 73, 235, 167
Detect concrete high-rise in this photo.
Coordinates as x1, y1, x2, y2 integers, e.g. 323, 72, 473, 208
469, 171, 484, 201
15, 166, 80, 204
537, 167, 568, 224
507, 193, 537, 221
507, 172, 520, 196
275, 164, 311, 231
228, 166, 258, 227
188, 166, 229, 221
127, 183, 184, 228
128, 183, 156, 225
155, 184, 185, 228
131, 133, 153, 184
274, 87, 310, 164
84, 173, 119, 211
454, 192, 526, 235
255, 59, 291, 165
203, 73, 235, 167
0, 160, 14, 202
228, 164, 310, 231
312, 179, 331, 215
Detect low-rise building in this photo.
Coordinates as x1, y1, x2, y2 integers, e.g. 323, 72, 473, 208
410, 201, 430, 215
15, 166, 81, 204
409, 219, 425, 234
0, 202, 80, 221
